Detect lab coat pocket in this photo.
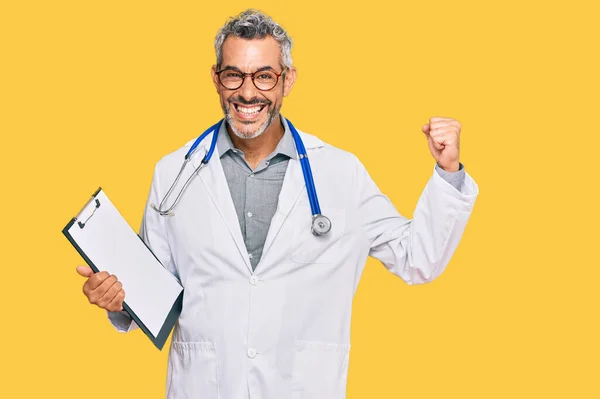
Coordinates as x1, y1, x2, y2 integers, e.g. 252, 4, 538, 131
167, 341, 219, 399
291, 340, 351, 399
291, 210, 346, 264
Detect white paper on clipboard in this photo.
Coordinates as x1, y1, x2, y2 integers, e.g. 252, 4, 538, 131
63, 188, 183, 349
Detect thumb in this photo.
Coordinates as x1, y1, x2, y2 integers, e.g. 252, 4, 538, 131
76, 265, 94, 278
422, 123, 431, 136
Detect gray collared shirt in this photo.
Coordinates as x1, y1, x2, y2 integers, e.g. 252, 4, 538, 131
218, 116, 465, 270
217, 117, 297, 270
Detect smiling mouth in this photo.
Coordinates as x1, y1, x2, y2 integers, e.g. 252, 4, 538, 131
233, 103, 268, 117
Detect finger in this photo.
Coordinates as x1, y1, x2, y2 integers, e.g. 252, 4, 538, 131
82, 270, 109, 298
429, 121, 457, 131
429, 137, 444, 150
86, 271, 111, 290
431, 132, 458, 147
87, 274, 117, 305
106, 290, 126, 312
90, 274, 118, 299
422, 124, 431, 135
97, 281, 123, 309
430, 119, 461, 131
429, 127, 458, 138
76, 265, 93, 278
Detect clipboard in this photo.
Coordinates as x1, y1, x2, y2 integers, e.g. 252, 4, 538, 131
63, 187, 183, 350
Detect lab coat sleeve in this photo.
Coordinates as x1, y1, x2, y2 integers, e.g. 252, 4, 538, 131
107, 161, 178, 332
359, 161, 478, 284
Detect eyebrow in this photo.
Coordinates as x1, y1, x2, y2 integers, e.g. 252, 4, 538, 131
220, 65, 277, 73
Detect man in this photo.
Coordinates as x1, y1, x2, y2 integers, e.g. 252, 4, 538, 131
76, 9, 478, 399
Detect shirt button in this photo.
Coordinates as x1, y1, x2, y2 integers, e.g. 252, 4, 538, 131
265, 160, 270, 166
248, 253, 253, 259
250, 275, 260, 285
247, 348, 257, 358
249, 174, 255, 178
247, 212, 253, 217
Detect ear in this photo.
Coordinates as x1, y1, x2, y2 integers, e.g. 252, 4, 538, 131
211, 65, 220, 92
282, 66, 297, 97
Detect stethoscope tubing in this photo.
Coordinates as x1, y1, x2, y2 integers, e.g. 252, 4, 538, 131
186, 120, 224, 162
155, 118, 326, 230
286, 119, 321, 216
152, 120, 223, 216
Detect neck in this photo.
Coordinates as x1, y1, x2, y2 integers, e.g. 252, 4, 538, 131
227, 116, 284, 168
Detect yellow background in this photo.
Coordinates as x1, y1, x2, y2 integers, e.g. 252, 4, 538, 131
1, 0, 598, 397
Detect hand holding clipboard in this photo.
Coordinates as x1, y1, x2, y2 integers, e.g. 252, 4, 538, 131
76, 266, 125, 312
63, 188, 183, 350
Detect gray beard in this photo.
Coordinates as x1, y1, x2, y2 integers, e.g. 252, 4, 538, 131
223, 103, 281, 140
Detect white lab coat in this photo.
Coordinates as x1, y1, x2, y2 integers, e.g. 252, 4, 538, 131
110, 126, 479, 399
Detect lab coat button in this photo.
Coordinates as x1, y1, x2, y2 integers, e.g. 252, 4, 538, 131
247, 348, 257, 358
250, 275, 260, 285
247, 212, 253, 217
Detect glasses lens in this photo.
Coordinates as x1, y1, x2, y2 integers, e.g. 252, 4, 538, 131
253, 71, 278, 90
219, 71, 244, 89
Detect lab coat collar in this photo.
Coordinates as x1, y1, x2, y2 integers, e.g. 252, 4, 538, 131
280, 115, 325, 151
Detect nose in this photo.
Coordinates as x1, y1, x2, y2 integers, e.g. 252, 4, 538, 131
238, 74, 259, 101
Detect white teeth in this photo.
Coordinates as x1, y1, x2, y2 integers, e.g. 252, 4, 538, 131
237, 105, 262, 115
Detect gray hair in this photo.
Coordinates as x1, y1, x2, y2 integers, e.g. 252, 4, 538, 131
214, 9, 293, 70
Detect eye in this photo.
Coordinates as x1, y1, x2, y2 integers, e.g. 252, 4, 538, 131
223, 71, 243, 79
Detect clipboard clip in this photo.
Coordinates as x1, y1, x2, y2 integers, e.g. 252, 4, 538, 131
77, 199, 101, 229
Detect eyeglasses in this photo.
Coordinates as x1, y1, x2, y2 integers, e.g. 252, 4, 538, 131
215, 67, 287, 91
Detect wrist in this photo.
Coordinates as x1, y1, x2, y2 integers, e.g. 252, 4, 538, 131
437, 162, 460, 172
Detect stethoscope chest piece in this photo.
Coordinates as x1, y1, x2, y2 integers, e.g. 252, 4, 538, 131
311, 214, 331, 236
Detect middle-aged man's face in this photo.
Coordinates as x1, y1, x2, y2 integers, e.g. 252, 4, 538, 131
212, 36, 296, 139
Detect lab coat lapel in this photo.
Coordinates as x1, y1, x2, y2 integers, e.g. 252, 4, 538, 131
190, 137, 252, 273
261, 157, 306, 258
261, 131, 323, 259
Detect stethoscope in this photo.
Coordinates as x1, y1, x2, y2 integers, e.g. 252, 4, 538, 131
150, 118, 332, 236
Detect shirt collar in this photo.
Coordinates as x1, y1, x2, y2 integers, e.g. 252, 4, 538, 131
217, 114, 298, 160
